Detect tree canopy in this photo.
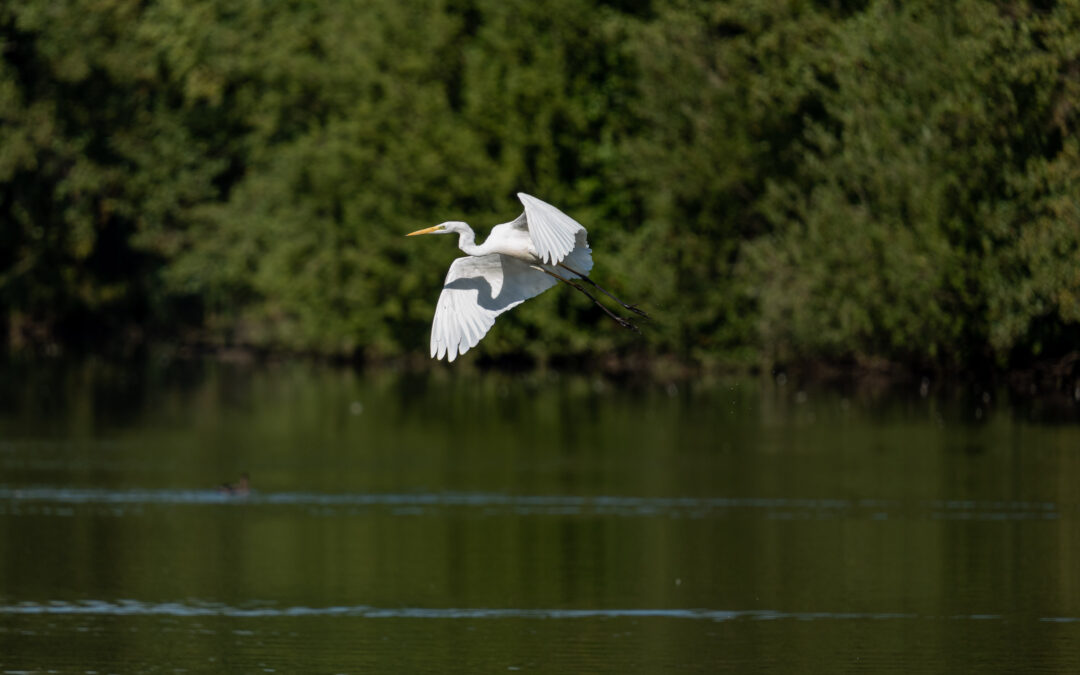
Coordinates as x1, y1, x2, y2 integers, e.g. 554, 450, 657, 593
2, 0, 1078, 372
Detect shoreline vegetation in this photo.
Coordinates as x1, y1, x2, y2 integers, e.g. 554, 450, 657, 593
2, 1, 1079, 386
3, 349, 1079, 428
6, 334, 1078, 408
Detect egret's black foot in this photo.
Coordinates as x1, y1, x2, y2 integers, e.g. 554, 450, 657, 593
615, 316, 641, 333
625, 304, 649, 318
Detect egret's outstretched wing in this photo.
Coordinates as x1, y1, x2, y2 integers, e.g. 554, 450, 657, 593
516, 193, 587, 265
560, 230, 594, 276
431, 254, 556, 362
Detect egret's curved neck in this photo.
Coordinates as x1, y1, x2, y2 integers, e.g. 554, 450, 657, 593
454, 225, 485, 256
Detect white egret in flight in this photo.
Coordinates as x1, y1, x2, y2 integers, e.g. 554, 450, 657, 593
407, 193, 646, 362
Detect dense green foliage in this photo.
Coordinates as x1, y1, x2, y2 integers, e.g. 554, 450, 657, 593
2, 0, 1078, 370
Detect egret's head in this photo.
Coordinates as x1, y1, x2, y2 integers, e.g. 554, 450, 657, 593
406, 221, 465, 237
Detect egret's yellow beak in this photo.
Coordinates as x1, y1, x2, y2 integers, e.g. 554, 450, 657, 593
406, 225, 444, 237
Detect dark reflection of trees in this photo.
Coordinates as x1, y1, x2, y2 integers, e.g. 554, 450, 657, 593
0, 362, 1079, 671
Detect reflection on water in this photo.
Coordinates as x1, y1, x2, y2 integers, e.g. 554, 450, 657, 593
0, 487, 1068, 521
4, 598, 1077, 623
1, 360, 1079, 673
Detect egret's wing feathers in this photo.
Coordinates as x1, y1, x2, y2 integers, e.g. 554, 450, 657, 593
560, 229, 595, 276
431, 254, 557, 362
516, 193, 587, 265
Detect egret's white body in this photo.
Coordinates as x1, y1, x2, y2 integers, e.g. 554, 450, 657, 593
407, 193, 640, 362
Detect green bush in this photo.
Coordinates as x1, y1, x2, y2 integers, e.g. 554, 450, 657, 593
1, 0, 1077, 371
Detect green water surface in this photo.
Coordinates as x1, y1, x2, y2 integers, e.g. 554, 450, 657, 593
1, 361, 1079, 673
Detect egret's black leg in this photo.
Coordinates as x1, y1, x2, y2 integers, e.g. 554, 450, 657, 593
557, 262, 648, 318
540, 268, 640, 333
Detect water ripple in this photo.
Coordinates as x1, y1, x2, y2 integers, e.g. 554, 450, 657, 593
0, 600, 1075, 624
0, 487, 1066, 521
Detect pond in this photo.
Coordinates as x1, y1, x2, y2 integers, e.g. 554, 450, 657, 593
1, 360, 1079, 673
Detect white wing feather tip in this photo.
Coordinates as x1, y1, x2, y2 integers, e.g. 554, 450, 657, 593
517, 193, 587, 266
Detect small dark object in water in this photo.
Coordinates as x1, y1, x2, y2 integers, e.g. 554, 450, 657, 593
219, 473, 250, 496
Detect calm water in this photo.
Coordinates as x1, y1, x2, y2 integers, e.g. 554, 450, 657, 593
1, 360, 1079, 673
